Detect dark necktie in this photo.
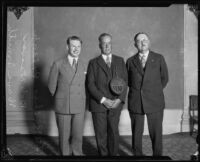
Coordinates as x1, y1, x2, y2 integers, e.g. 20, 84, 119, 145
72, 58, 77, 70
106, 56, 111, 68
140, 55, 146, 68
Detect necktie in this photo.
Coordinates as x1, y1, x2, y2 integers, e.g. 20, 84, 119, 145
106, 56, 111, 68
72, 58, 77, 70
140, 55, 146, 68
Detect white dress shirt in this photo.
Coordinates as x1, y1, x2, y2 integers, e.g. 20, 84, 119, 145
100, 53, 112, 104
139, 50, 149, 64
68, 54, 78, 67
102, 53, 112, 64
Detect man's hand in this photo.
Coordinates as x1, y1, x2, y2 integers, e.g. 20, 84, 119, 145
111, 99, 121, 109
102, 98, 114, 109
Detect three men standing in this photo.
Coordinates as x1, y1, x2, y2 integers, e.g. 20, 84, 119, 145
48, 32, 168, 156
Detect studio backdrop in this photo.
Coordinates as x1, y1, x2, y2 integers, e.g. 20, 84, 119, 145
6, 5, 197, 136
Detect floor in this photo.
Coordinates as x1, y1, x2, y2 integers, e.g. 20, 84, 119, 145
6, 132, 198, 161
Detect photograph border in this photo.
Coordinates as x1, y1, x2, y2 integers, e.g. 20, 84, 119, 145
1, 0, 198, 161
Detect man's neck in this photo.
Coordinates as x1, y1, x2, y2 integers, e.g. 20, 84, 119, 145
102, 53, 111, 55
68, 54, 78, 59
139, 50, 149, 55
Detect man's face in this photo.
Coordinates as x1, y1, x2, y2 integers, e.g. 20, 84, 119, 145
99, 36, 112, 55
68, 40, 81, 57
135, 34, 150, 53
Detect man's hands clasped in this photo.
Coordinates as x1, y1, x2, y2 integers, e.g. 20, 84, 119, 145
102, 98, 121, 109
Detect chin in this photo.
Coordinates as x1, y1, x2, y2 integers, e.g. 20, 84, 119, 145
73, 54, 80, 57
106, 51, 111, 54
141, 49, 148, 53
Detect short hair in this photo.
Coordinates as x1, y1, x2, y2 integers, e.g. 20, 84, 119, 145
98, 33, 112, 43
134, 32, 150, 42
66, 36, 82, 45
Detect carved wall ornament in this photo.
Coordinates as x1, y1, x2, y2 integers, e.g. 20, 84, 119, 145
188, 4, 198, 18
8, 7, 29, 20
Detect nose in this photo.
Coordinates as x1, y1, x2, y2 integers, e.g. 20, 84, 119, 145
142, 39, 148, 44
106, 44, 110, 48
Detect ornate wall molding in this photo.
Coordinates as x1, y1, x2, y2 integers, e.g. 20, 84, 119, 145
188, 4, 198, 18
8, 7, 29, 20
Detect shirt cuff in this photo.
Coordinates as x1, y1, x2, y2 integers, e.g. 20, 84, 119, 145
100, 97, 106, 104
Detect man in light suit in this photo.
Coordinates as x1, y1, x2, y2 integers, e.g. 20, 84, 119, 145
126, 32, 169, 156
48, 36, 86, 156
86, 33, 128, 156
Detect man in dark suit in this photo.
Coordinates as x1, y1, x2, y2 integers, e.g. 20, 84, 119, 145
48, 36, 86, 156
126, 32, 169, 156
86, 33, 128, 156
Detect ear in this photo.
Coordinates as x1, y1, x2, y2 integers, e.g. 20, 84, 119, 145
134, 42, 137, 48
66, 44, 69, 51
148, 40, 151, 48
99, 43, 101, 49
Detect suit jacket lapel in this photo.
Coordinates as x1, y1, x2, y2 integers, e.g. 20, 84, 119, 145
75, 58, 84, 76
143, 51, 154, 80
144, 51, 153, 70
97, 55, 112, 77
63, 56, 76, 84
132, 53, 144, 75
111, 55, 120, 77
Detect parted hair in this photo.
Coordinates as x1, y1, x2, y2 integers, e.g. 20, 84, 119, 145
98, 33, 112, 43
134, 32, 150, 42
66, 36, 82, 45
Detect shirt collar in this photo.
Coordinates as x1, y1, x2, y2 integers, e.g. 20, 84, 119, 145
139, 50, 149, 58
68, 54, 78, 65
102, 53, 112, 61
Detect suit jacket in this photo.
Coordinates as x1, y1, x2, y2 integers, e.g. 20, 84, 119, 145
126, 51, 169, 114
48, 56, 86, 114
86, 54, 128, 112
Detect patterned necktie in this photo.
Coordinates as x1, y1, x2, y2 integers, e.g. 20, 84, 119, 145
106, 56, 111, 68
140, 55, 146, 68
72, 58, 77, 70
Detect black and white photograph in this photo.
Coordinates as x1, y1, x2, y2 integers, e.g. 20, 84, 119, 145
1, 0, 198, 161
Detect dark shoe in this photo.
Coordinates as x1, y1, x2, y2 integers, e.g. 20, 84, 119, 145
134, 153, 146, 156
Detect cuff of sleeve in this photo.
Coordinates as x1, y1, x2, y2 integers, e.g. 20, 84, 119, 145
118, 96, 125, 104
100, 97, 106, 104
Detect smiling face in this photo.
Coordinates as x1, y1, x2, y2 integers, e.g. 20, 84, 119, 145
99, 35, 112, 55
67, 39, 81, 58
135, 33, 150, 54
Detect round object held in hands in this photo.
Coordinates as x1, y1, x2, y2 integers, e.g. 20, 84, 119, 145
110, 77, 126, 95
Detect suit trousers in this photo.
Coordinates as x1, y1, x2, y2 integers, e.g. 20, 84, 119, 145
55, 112, 85, 156
129, 110, 163, 156
92, 108, 122, 156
